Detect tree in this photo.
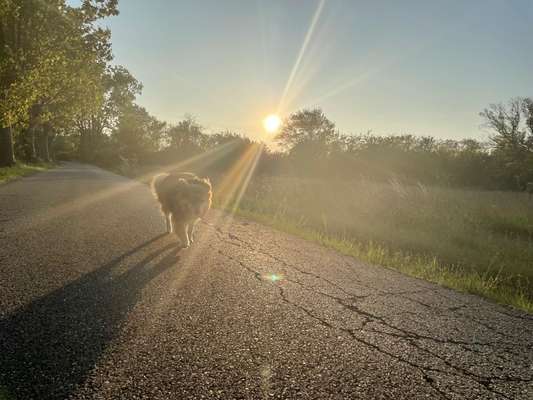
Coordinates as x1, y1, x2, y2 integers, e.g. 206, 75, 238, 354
480, 98, 527, 149
0, 0, 118, 165
522, 98, 533, 145
0, 0, 36, 166
31, 1, 119, 162
76, 65, 142, 162
113, 104, 166, 163
166, 116, 207, 157
480, 98, 533, 188
277, 108, 337, 151
276, 108, 339, 176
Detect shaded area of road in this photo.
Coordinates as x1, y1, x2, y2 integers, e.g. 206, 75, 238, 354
0, 163, 532, 399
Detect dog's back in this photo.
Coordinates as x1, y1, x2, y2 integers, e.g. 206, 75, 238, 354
151, 172, 212, 218
152, 172, 212, 247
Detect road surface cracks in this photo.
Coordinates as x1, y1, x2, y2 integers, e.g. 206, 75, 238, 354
207, 222, 533, 400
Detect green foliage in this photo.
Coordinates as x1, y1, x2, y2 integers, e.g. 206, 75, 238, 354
76, 65, 143, 163
0, 0, 118, 164
112, 104, 166, 162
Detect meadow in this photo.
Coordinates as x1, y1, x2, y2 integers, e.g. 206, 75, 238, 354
216, 176, 533, 312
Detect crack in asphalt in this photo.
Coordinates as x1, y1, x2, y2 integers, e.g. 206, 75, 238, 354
207, 222, 532, 399
217, 225, 422, 300
272, 281, 455, 400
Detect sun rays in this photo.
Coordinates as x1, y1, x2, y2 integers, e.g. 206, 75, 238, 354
213, 142, 264, 213
271, 0, 423, 118
172, 142, 264, 272
277, 0, 326, 115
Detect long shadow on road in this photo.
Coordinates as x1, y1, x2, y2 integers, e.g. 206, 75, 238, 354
0, 234, 178, 400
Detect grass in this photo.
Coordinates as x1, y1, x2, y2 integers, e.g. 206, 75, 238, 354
0, 161, 55, 184
215, 177, 533, 313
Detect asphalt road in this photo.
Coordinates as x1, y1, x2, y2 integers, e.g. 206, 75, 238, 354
0, 163, 532, 400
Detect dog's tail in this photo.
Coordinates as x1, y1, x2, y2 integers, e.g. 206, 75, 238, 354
151, 173, 169, 202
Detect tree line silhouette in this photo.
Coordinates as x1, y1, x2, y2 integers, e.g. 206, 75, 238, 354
1, 1, 532, 191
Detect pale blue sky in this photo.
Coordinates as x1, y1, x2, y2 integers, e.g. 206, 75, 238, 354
91, 0, 533, 140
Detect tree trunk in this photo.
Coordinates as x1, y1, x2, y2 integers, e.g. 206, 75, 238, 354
79, 130, 93, 162
37, 126, 50, 162
27, 106, 40, 161
48, 130, 56, 161
21, 126, 38, 161
79, 131, 87, 161
30, 127, 37, 160
0, 125, 16, 167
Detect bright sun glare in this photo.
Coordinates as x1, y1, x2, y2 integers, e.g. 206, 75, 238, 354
263, 114, 281, 133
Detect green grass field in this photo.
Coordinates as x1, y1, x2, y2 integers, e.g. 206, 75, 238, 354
0, 161, 55, 184
217, 177, 533, 313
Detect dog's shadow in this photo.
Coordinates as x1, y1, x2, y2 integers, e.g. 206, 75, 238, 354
0, 234, 179, 400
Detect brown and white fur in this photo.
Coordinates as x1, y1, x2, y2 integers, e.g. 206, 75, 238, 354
151, 172, 212, 248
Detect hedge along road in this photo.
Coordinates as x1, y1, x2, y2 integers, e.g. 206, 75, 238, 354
0, 163, 532, 399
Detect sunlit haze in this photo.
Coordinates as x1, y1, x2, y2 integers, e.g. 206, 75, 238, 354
86, 0, 533, 140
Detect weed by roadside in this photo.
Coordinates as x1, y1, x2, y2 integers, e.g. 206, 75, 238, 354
0, 162, 56, 184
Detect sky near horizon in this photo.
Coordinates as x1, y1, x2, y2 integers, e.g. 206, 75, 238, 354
90, 0, 533, 141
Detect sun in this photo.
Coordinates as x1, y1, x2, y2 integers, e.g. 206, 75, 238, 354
263, 114, 281, 133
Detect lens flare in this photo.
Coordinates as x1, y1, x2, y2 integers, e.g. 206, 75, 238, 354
266, 273, 283, 282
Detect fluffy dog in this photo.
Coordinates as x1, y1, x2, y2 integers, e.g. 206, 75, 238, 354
151, 172, 212, 248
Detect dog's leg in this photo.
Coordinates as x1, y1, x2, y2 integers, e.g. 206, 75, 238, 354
165, 213, 172, 233
177, 224, 190, 249
187, 221, 195, 244
172, 216, 190, 249
170, 214, 176, 236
